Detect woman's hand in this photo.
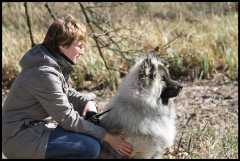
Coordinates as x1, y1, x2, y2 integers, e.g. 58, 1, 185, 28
82, 101, 97, 118
104, 132, 133, 156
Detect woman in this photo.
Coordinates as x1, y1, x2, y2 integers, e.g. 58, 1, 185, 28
2, 14, 133, 159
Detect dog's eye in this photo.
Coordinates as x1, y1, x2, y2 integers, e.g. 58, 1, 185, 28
161, 76, 166, 81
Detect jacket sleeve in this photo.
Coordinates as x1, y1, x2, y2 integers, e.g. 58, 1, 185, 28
30, 67, 106, 143
67, 88, 96, 115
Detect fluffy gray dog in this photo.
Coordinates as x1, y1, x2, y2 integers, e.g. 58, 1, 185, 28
98, 56, 182, 159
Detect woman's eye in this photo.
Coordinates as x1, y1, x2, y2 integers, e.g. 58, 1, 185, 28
161, 76, 165, 81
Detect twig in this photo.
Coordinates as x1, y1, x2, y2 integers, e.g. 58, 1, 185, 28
185, 112, 197, 126
79, 2, 111, 75
24, 2, 36, 47
86, 2, 125, 8
157, 30, 185, 54
83, 3, 143, 61
93, 34, 127, 74
187, 136, 192, 153
175, 111, 199, 156
45, 2, 56, 21
79, 2, 127, 75
187, 116, 213, 158
196, 116, 212, 141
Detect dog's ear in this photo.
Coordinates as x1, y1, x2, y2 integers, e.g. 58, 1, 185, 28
138, 56, 157, 87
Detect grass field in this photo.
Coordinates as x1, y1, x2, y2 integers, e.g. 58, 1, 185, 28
2, 2, 238, 90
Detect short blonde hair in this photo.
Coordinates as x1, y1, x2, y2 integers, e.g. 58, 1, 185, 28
43, 14, 87, 53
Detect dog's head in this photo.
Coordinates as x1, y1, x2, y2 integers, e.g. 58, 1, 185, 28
137, 56, 183, 105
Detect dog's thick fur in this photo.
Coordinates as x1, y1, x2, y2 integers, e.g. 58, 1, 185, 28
98, 56, 182, 159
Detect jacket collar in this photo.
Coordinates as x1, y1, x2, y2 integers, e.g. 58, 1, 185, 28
59, 52, 74, 65
41, 44, 75, 78
53, 53, 75, 79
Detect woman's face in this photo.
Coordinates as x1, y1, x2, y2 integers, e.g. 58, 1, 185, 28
59, 40, 84, 64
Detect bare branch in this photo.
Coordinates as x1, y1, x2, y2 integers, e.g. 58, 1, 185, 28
45, 2, 56, 21
86, 2, 125, 8
83, 4, 143, 61
154, 30, 185, 55
24, 2, 36, 47
79, 2, 127, 74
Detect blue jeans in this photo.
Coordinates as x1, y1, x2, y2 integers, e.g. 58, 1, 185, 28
45, 126, 100, 159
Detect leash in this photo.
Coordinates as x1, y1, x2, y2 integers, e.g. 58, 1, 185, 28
85, 109, 112, 125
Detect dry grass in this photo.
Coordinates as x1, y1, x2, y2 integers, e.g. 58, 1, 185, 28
164, 75, 238, 159
2, 2, 238, 90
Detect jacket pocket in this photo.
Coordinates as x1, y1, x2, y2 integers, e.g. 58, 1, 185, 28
29, 123, 45, 137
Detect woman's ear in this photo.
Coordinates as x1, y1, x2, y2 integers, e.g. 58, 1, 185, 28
59, 44, 64, 52
59, 44, 68, 54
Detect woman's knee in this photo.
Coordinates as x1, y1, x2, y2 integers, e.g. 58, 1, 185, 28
46, 128, 101, 159
84, 138, 100, 159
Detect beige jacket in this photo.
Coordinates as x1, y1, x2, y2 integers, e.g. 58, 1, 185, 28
2, 44, 106, 159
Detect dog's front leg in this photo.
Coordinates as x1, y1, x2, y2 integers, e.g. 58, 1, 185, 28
151, 151, 163, 159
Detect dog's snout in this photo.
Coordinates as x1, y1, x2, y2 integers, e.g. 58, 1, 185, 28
173, 85, 183, 91
178, 85, 183, 91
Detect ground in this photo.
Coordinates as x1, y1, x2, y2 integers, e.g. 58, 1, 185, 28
94, 73, 238, 159
2, 73, 238, 159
